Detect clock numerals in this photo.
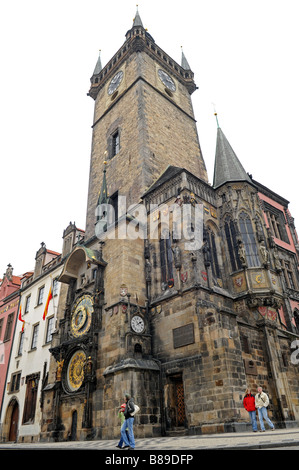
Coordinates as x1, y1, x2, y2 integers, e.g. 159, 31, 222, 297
158, 69, 176, 92
131, 315, 145, 333
108, 70, 124, 95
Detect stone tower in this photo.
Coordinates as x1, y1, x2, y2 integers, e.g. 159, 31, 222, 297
40, 10, 299, 442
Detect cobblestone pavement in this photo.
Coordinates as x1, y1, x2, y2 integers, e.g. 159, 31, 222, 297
1, 427, 299, 451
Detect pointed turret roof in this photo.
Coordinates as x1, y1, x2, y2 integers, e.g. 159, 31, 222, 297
133, 6, 144, 28
181, 49, 191, 70
93, 50, 102, 75
213, 126, 252, 189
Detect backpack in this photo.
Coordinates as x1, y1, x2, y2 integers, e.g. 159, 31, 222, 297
130, 404, 140, 416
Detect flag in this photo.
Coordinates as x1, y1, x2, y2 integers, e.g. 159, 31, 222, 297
18, 304, 25, 332
43, 285, 53, 320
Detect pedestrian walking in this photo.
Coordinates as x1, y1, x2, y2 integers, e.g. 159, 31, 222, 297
116, 403, 129, 449
243, 388, 258, 432
120, 392, 136, 449
255, 386, 275, 432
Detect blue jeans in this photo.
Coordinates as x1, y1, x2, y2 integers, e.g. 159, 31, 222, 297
118, 430, 129, 448
248, 410, 258, 431
121, 417, 135, 448
257, 407, 274, 431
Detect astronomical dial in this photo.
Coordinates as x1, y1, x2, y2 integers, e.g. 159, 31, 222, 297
158, 69, 176, 92
66, 350, 86, 392
71, 294, 93, 338
131, 315, 145, 333
108, 70, 124, 95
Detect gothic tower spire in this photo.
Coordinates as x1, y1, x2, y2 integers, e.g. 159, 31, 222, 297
213, 126, 252, 189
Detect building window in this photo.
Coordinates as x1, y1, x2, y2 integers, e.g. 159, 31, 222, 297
4, 313, 14, 342
112, 130, 120, 157
282, 260, 296, 289
25, 295, 31, 313
31, 324, 39, 350
224, 218, 242, 272
37, 286, 45, 305
22, 374, 39, 424
0, 318, 4, 340
239, 212, 260, 267
264, 204, 289, 243
45, 316, 55, 344
240, 334, 250, 354
10, 372, 21, 393
18, 331, 24, 356
53, 279, 59, 296
160, 231, 174, 286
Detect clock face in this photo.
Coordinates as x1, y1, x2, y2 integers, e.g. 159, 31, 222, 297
71, 294, 93, 338
131, 315, 145, 333
108, 70, 124, 95
158, 69, 176, 92
66, 350, 86, 392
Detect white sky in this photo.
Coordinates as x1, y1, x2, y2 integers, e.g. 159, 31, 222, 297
1, 0, 298, 277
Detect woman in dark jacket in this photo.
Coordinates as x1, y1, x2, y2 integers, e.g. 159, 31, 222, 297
243, 388, 258, 432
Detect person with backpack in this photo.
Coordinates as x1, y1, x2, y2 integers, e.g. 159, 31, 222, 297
120, 392, 136, 449
243, 388, 258, 432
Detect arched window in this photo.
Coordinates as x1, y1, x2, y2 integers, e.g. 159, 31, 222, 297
224, 218, 242, 272
204, 227, 220, 279
239, 212, 260, 267
160, 230, 174, 286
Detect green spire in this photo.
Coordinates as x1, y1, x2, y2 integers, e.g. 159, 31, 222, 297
97, 161, 109, 206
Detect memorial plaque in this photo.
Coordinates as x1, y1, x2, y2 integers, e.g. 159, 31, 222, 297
173, 323, 195, 349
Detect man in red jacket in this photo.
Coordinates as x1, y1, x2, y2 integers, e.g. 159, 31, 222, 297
243, 388, 258, 432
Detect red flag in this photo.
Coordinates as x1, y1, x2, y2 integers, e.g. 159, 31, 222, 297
43, 286, 53, 320
18, 304, 25, 332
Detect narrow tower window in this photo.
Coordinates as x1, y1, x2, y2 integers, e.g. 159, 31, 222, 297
112, 131, 120, 157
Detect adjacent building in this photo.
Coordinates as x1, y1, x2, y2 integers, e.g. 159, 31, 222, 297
0, 245, 62, 442
0, 265, 23, 421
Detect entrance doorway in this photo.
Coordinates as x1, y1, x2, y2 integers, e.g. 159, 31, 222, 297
70, 410, 77, 441
165, 374, 186, 429
8, 401, 19, 442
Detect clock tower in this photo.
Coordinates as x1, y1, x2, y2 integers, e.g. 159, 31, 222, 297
85, 9, 208, 241
40, 9, 299, 441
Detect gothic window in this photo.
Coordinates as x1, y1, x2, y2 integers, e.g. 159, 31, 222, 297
204, 227, 220, 279
282, 260, 297, 290
264, 203, 289, 243
239, 212, 260, 267
160, 231, 174, 286
224, 218, 242, 272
